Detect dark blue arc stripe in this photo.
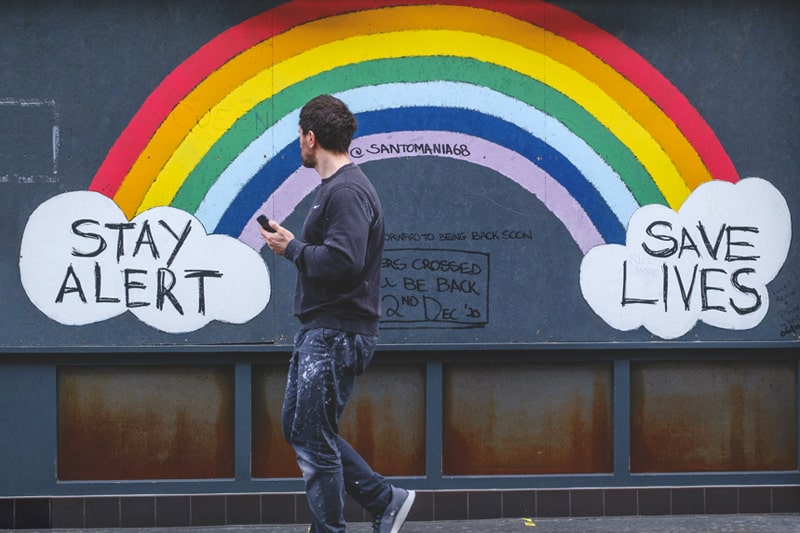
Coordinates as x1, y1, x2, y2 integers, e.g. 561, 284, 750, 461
215, 106, 624, 244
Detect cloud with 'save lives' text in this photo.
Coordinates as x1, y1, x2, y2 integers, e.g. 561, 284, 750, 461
580, 177, 791, 339
20, 191, 271, 333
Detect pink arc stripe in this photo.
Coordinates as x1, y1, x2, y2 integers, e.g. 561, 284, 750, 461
238, 131, 604, 254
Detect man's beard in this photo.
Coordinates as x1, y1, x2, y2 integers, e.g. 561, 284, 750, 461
301, 151, 316, 169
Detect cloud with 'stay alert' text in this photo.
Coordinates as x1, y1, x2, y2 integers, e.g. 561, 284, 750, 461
20, 191, 271, 333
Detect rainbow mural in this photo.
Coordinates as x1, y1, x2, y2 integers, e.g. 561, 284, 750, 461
88, 0, 739, 254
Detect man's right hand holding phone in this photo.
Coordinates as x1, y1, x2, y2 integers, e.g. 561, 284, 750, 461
258, 215, 294, 256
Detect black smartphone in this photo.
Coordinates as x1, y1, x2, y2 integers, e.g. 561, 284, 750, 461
257, 214, 276, 232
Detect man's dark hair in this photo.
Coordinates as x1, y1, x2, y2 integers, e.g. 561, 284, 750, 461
299, 94, 358, 153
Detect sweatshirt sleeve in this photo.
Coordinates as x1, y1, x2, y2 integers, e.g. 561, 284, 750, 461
285, 187, 373, 280
283, 238, 305, 264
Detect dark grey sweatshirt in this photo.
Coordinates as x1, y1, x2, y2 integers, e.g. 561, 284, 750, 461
284, 163, 384, 336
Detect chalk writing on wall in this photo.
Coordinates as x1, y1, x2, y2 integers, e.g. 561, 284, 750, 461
381, 249, 490, 328
773, 270, 800, 339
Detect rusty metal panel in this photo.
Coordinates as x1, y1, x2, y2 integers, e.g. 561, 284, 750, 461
57, 366, 235, 480
443, 362, 613, 475
252, 364, 426, 478
631, 360, 797, 472
251, 364, 297, 478
339, 364, 426, 476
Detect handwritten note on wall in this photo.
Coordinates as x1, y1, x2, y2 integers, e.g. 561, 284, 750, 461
381, 249, 489, 328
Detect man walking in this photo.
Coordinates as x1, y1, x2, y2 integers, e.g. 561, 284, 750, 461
261, 94, 415, 533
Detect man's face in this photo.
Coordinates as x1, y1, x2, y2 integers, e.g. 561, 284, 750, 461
299, 127, 315, 168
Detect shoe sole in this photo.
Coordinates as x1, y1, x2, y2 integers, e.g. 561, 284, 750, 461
391, 489, 416, 533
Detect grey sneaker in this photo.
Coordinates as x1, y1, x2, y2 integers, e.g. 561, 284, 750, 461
372, 486, 415, 533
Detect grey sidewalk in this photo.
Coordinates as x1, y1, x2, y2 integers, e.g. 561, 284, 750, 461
16, 514, 800, 533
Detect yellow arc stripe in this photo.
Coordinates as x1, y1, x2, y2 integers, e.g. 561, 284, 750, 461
128, 6, 697, 214
135, 29, 691, 215
126, 5, 700, 216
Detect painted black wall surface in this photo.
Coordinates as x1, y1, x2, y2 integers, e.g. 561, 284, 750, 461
1, 0, 798, 349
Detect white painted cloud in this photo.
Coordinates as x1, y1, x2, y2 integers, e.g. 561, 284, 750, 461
580, 178, 791, 339
20, 191, 271, 333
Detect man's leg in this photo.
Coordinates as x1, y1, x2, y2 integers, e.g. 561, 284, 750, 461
339, 436, 391, 516
282, 328, 350, 533
335, 333, 415, 533
316, 331, 390, 515
339, 436, 415, 533
282, 329, 413, 532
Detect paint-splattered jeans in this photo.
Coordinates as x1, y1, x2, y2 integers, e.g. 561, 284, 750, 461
282, 327, 391, 533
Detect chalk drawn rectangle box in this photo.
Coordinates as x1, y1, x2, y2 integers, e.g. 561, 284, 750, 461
381, 248, 490, 328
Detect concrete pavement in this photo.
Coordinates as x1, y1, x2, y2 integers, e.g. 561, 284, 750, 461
16, 514, 800, 533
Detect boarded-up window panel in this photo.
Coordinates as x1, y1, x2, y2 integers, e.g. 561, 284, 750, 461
631, 360, 797, 473
443, 362, 613, 475
252, 364, 426, 478
57, 366, 235, 480
251, 364, 297, 478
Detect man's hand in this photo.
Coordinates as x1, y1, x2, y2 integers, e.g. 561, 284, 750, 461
261, 220, 294, 256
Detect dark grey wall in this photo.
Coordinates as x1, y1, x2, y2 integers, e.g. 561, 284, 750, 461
1, 0, 797, 349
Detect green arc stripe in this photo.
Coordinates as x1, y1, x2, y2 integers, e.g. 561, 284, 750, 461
172, 56, 666, 212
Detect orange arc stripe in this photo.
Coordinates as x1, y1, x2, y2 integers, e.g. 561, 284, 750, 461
114, 4, 709, 217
